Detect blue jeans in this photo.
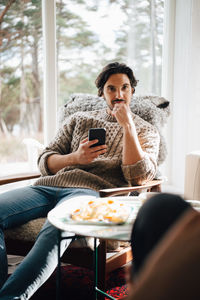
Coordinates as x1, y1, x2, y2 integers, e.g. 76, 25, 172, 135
0, 186, 99, 299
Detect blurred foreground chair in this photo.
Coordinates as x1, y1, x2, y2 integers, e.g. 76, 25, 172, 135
124, 150, 200, 300
1, 93, 169, 294
126, 208, 200, 300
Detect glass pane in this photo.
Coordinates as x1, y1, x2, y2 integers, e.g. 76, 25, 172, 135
0, 0, 43, 176
56, 0, 164, 107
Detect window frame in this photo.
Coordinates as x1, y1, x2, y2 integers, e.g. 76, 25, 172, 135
42, 0, 58, 145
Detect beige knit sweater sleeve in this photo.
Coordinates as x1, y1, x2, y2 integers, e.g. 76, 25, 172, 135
121, 117, 160, 186
37, 110, 160, 188
37, 115, 75, 176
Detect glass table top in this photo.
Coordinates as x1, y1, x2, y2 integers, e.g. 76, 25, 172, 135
48, 196, 142, 241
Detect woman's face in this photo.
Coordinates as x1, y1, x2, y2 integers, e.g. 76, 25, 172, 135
102, 73, 134, 112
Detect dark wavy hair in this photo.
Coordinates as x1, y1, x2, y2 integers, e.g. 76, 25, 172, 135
95, 62, 138, 97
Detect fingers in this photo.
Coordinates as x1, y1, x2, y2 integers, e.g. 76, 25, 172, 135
113, 103, 126, 113
87, 144, 107, 160
90, 148, 107, 159
80, 139, 107, 152
111, 103, 125, 116
80, 138, 107, 162
80, 138, 100, 148
90, 144, 107, 153
113, 102, 125, 109
87, 139, 99, 147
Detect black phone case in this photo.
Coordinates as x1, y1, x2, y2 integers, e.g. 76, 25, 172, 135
88, 128, 106, 147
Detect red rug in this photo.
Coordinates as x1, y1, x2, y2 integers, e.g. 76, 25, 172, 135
31, 265, 129, 300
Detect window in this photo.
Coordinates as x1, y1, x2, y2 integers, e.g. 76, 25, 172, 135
0, 0, 43, 176
0, 0, 164, 178
56, 0, 164, 106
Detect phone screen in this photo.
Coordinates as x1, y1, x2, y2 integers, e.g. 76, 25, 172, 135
88, 128, 106, 147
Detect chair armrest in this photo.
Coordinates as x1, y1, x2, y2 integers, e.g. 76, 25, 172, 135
0, 172, 41, 185
99, 179, 163, 197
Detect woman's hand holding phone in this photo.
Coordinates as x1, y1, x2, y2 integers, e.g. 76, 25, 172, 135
74, 137, 107, 165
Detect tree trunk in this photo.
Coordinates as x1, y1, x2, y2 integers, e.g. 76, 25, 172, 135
31, 29, 42, 132
32, 31, 40, 99
19, 1, 28, 134
0, 0, 16, 25
0, 118, 10, 137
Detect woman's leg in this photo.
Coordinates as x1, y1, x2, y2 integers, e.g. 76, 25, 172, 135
0, 187, 99, 300
131, 193, 192, 277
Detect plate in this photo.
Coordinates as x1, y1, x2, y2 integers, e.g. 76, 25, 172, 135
48, 196, 140, 227
63, 198, 132, 225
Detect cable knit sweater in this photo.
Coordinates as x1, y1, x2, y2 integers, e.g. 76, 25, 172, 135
34, 109, 160, 191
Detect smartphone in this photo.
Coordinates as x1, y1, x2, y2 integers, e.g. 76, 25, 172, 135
88, 128, 106, 147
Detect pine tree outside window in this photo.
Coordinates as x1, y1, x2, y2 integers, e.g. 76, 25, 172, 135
0, 0, 44, 180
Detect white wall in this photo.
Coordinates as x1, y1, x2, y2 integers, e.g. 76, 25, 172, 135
162, 0, 200, 193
